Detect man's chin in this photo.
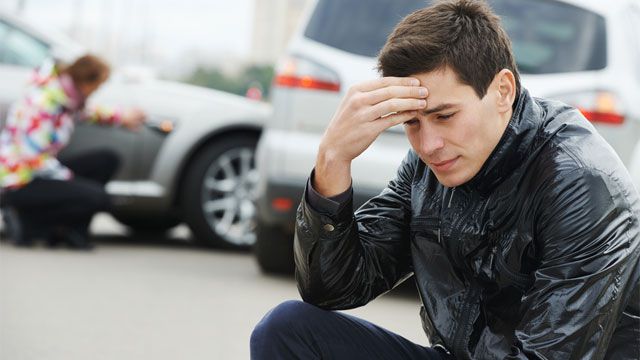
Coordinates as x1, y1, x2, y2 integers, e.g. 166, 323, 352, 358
433, 172, 470, 188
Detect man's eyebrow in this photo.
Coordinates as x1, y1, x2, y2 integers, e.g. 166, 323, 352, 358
421, 103, 459, 116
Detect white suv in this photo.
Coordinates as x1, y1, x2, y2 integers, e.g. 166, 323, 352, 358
254, 0, 640, 273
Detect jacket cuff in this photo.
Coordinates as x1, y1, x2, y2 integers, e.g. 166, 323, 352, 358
305, 168, 353, 218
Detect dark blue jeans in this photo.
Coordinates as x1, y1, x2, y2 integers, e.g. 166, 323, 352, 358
251, 300, 448, 360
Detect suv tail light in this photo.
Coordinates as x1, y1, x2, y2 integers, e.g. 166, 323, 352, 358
273, 56, 341, 92
559, 91, 625, 125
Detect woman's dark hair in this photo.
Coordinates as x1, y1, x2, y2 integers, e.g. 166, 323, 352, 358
58, 54, 111, 86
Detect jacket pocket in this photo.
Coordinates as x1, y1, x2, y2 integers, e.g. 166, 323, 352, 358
494, 247, 533, 292
411, 217, 440, 244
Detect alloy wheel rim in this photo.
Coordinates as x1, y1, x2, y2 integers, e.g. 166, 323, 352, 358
200, 147, 258, 246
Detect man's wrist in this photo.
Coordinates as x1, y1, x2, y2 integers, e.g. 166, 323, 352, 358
314, 149, 352, 197
306, 170, 353, 216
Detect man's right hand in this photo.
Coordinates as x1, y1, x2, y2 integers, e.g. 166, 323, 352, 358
314, 77, 428, 197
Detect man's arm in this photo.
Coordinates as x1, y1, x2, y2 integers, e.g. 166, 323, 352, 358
295, 150, 418, 310
510, 168, 640, 359
294, 77, 427, 309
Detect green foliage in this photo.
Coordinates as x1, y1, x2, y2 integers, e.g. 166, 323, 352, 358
183, 64, 275, 100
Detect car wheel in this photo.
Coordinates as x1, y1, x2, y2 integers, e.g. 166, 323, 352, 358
182, 134, 259, 249
113, 214, 181, 234
254, 221, 294, 274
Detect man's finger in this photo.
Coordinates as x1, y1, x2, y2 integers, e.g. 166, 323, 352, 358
353, 77, 420, 93
373, 110, 417, 133
368, 98, 426, 120
363, 85, 428, 106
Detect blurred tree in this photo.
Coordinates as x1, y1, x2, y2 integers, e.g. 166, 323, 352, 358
183, 64, 275, 100
241, 65, 275, 97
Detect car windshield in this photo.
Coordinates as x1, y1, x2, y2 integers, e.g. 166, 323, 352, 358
0, 20, 50, 68
304, 0, 607, 73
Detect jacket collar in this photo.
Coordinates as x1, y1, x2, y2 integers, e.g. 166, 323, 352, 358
464, 88, 541, 195
59, 73, 84, 111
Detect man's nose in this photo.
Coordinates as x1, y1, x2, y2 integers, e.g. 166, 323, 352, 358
419, 126, 445, 156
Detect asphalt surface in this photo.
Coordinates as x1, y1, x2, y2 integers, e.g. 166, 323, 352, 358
0, 214, 426, 360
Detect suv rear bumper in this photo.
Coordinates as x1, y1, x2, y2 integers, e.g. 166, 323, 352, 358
256, 177, 382, 234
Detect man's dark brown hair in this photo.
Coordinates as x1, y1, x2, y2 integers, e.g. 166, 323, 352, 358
378, 0, 520, 99
59, 54, 111, 86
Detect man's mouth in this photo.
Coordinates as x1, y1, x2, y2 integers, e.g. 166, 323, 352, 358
429, 156, 459, 172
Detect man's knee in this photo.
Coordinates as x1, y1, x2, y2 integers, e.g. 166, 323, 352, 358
251, 300, 320, 348
252, 300, 310, 339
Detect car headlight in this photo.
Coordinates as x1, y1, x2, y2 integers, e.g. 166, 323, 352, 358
145, 116, 178, 134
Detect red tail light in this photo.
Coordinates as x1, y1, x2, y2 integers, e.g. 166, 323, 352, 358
577, 109, 625, 125
272, 197, 294, 212
273, 56, 340, 92
275, 75, 340, 92
560, 91, 626, 125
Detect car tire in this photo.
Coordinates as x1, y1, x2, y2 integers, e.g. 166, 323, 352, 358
254, 221, 294, 274
182, 134, 259, 249
113, 214, 181, 234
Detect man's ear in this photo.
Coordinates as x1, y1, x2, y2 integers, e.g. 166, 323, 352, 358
495, 69, 516, 113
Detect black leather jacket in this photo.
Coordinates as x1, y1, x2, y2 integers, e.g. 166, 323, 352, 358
294, 89, 640, 359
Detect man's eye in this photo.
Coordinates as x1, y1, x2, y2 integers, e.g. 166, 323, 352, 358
437, 113, 455, 120
403, 119, 418, 126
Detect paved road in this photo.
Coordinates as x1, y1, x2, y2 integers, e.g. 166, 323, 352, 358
0, 214, 426, 360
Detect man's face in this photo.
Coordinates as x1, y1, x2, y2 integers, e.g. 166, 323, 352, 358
403, 66, 512, 187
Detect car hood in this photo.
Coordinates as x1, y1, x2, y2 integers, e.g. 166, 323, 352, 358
94, 78, 272, 120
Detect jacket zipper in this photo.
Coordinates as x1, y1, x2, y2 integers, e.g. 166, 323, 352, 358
448, 187, 456, 208
438, 187, 456, 245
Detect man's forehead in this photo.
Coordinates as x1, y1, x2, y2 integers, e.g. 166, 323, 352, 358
411, 68, 478, 111
421, 102, 461, 116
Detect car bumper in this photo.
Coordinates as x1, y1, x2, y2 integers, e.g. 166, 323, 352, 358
256, 176, 383, 234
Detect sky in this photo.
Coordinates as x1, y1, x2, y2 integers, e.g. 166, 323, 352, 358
1, 0, 256, 77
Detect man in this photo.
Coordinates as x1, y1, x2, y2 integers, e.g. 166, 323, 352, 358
251, 0, 640, 359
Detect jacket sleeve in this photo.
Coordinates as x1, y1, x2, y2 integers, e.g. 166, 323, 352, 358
20, 83, 74, 180
510, 167, 640, 360
294, 151, 417, 310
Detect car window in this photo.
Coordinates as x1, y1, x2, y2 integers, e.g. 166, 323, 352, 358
305, 0, 606, 74
0, 20, 50, 68
0, 20, 9, 39
304, 0, 428, 57
492, 0, 606, 74
0, 20, 9, 57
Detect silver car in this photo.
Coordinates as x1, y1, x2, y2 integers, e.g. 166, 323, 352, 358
0, 10, 271, 249
254, 0, 640, 272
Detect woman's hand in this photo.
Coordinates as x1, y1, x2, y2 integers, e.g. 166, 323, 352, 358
121, 108, 147, 131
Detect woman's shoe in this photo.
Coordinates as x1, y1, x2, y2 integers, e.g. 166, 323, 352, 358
65, 229, 94, 250
2, 207, 34, 247
46, 226, 66, 248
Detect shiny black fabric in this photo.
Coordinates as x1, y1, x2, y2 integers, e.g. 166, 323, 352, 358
294, 89, 640, 359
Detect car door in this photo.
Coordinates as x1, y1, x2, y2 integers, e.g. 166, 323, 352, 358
62, 81, 142, 183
